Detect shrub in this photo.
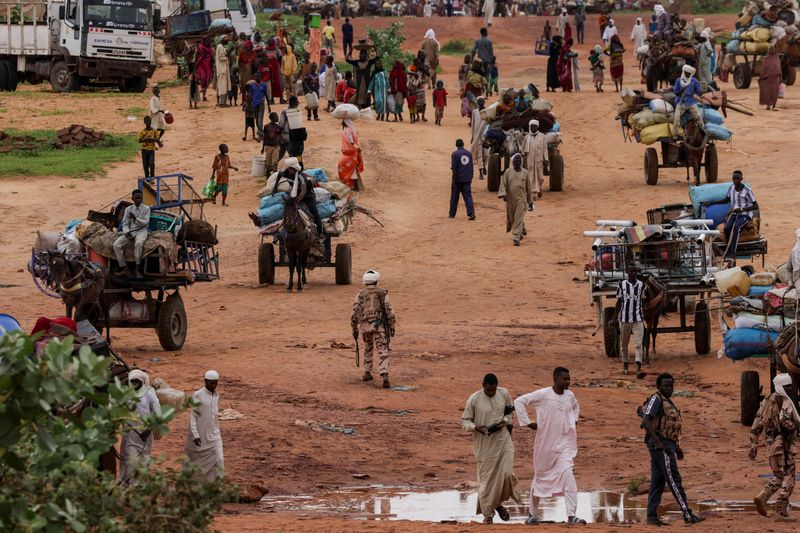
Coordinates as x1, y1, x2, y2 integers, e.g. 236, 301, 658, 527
367, 22, 415, 67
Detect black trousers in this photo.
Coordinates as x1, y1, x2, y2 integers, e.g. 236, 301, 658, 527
303, 195, 323, 234
647, 439, 690, 521
343, 39, 353, 58
141, 149, 155, 178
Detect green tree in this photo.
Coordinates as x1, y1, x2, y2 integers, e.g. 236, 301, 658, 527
0, 333, 234, 532
367, 22, 415, 67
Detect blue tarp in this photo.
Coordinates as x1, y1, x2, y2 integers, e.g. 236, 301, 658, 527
258, 203, 284, 225
304, 168, 330, 183
259, 192, 289, 210
318, 200, 336, 219
705, 123, 733, 141
724, 327, 778, 360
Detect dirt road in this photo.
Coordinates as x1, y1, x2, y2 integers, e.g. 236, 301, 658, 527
1, 12, 799, 531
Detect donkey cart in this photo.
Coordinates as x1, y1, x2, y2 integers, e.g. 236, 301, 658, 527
584, 219, 720, 359
258, 233, 352, 286
728, 51, 796, 90
643, 139, 718, 186
484, 138, 565, 193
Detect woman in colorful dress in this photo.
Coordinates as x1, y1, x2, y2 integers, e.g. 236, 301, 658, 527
337, 119, 364, 190
368, 59, 390, 121
194, 37, 214, 101
389, 60, 408, 122
604, 34, 625, 92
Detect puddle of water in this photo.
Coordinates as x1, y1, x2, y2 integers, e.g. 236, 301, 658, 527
261, 488, 800, 524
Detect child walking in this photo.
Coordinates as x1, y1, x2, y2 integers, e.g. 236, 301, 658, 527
188, 62, 199, 109
211, 144, 239, 206
261, 112, 282, 177
138, 115, 162, 178
242, 83, 256, 141
486, 56, 499, 96
229, 66, 240, 107
432, 80, 447, 126
589, 45, 605, 92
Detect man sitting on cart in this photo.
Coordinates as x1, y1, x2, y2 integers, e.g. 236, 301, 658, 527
672, 65, 704, 139
113, 189, 151, 278
271, 157, 324, 237
723, 170, 759, 261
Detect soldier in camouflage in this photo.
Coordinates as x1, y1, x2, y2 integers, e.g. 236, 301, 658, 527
351, 270, 396, 389
749, 373, 799, 518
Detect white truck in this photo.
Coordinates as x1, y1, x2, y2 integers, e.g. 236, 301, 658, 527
0, 0, 159, 92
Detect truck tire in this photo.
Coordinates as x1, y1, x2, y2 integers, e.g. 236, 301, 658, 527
740, 370, 761, 426
644, 147, 659, 186
0, 61, 9, 91
3, 60, 18, 91
549, 153, 564, 192
50, 61, 78, 93
603, 307, 619, 358
733, 63, 752, 89
120, 76, 148, 93
487, 153, 501, 192
156, 293, 187, 351
335, 243, 352, 285
257, 243, 275, 285
704, 144, 718, 183
694, 301, 711, 355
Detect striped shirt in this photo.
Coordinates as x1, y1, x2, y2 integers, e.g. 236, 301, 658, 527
726, 184, 756, 219
616, 279, 645, 323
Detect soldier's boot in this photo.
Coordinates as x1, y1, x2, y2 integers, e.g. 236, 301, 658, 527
381, 374, 390, 389
754, 489, 770, 516
362, 371, 373, 382
775, 500, 790, 518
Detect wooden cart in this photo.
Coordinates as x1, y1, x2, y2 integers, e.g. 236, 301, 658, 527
258, 233, 352, 286
729, 51, 796, 90
485, 139, 564, 193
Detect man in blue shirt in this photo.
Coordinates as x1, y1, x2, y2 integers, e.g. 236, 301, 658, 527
672, 64, 703, 136
724, 170, 759, 259
250, 80, 269, 139
471, 27, 494, 66
342, 17, 354, 59
449, 139, 476, 220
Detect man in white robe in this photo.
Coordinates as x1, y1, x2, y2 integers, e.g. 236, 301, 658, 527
120, 369, 160, 484
470, 97, 487, 178
631, 17, 646, 60
185, 370, 224, 480
482, 0, 495, 27
602, 19, 618, 43
514, 367, 586, 525
556, 8, 568, 37
215, 38, 231, 107
524, 119, 548, 197
461, 373, 522, 524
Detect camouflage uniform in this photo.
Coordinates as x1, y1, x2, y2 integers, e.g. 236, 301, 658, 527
351, 286, 396, 377
750, 393, 798, 509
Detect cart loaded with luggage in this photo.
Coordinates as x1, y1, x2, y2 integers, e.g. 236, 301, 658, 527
479, 87, 565, 194
29, 174, 219, 351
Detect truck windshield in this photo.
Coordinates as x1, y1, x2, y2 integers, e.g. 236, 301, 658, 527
83, 0, 153, 31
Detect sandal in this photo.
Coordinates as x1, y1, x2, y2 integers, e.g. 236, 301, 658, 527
496, 505, 510, 521
567, 516, 587, 525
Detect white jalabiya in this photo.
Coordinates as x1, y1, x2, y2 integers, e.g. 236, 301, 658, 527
483, 0, 495, 26
515, 387, 581, 516
185, 387, 224, 480
602, 24, 618, 43
120, 387, 160, 484
470, 108, 486, 170
631, 21, 646, 58
215, 43, 230, 105
524, 131, 549, 194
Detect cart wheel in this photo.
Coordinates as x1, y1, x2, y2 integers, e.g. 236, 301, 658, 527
258, 243, 275, 285
487, 153, 501, 192
644, 147, 659, 186
157, 293, 187, 351
335, 243, 352, 285
549, 154, 564, 192
782, 62, 797, 86
704, 144, 718, 183
693, 301, 711, 355
733, 63, 752, 90
602, 307, 619, 358
740, 370, 761, 426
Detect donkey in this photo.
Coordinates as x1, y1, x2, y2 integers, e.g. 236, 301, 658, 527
641, 273, 669, 364
282, 198, 317, 292
681, 111, 709, 186
47, 251, 106, 321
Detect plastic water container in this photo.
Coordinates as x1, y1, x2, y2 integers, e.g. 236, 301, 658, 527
252, 156, 266, 177
87, 247, 109, 268
309, 12, 321, 28
715, 267, 751, 297
285, 107, 304, 130
479, 102, 499, 121
0, 314, 21, 334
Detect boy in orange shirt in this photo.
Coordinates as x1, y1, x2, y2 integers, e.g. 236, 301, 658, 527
211, 144, 239, 206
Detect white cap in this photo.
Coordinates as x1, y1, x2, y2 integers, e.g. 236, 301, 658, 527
363, 269, 380, 285
284, 157, 302, 171
205, 370, 219, 380
529, 119, 540, 126
700, 29, 710, 39
682, 64, 696, 75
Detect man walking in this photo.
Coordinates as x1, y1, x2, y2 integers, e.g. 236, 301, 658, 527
724, 170, 759, 260
342, 17, 354, 58
119, 369, 160, 483
113, 189, 150, 278
449, 139, 476, 220
523, 119, 547, 198
574, 8, 585, 44
613, 265, 647, 375
498, 154, 533, 247
351, 270, 396, 389
749, 373, 799, 518
322, 19, 337, 52
639, 373, 705, 526
461, 373, 521, 524
515, 367, 586, 525
470, 97, 487, 178
185, 370, 224, 481
471, 27, 494, 66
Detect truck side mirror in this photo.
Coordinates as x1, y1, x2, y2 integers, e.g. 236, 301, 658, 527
239, 0, 248, 15
59, 5, 65, 18
154, 8, 161, 26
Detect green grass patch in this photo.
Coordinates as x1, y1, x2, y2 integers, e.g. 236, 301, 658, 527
626, 476, 647, 496
441, 39, 473, 56
123, 106, 146, 116
158, 78, 185, 89
7, 89, 127, 99
38, 109, 73, 116
0, 129, 138, 178
335, 61, 353, 74
0, 107, 6, 113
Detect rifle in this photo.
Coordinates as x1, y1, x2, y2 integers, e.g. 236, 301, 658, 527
355, 336, 360, 368
381, 310, 391, 350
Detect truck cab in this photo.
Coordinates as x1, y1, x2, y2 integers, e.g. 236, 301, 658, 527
190, 0, 256, 37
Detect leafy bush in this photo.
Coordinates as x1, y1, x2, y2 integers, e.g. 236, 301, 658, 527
367, 22, 415, 67
0, 333, 234, 531
441, 39, 473, 56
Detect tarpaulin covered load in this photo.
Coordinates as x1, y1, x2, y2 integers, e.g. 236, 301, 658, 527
689, 182, 749, 213
734, 311, 794, 332
724, 327, 779, 360
78, 221, 179, 264
638, 123, 675, 145
705, 123, 733, 141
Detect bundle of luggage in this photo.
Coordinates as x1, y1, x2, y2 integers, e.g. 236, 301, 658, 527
616, 88, 732, 145
480, 88, 563, 147
726, 0, 800, 55
255, 167, 356, 237
718, 265, 798, 360
688, 182, 760, 238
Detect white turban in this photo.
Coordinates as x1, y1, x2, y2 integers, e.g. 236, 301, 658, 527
129, 369, 150, 388
636, 17, 642, 23
284, 157, 302, 171
682, 64, 696, 76
529, 119, 539, 132
608, 19, 614, 26
774, 373, 800, 425
700, 29, 710, 39
654, 4, 665, 16
363, 270, 380, 285
424, 28, 437, 44
205, 370, 219, 380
